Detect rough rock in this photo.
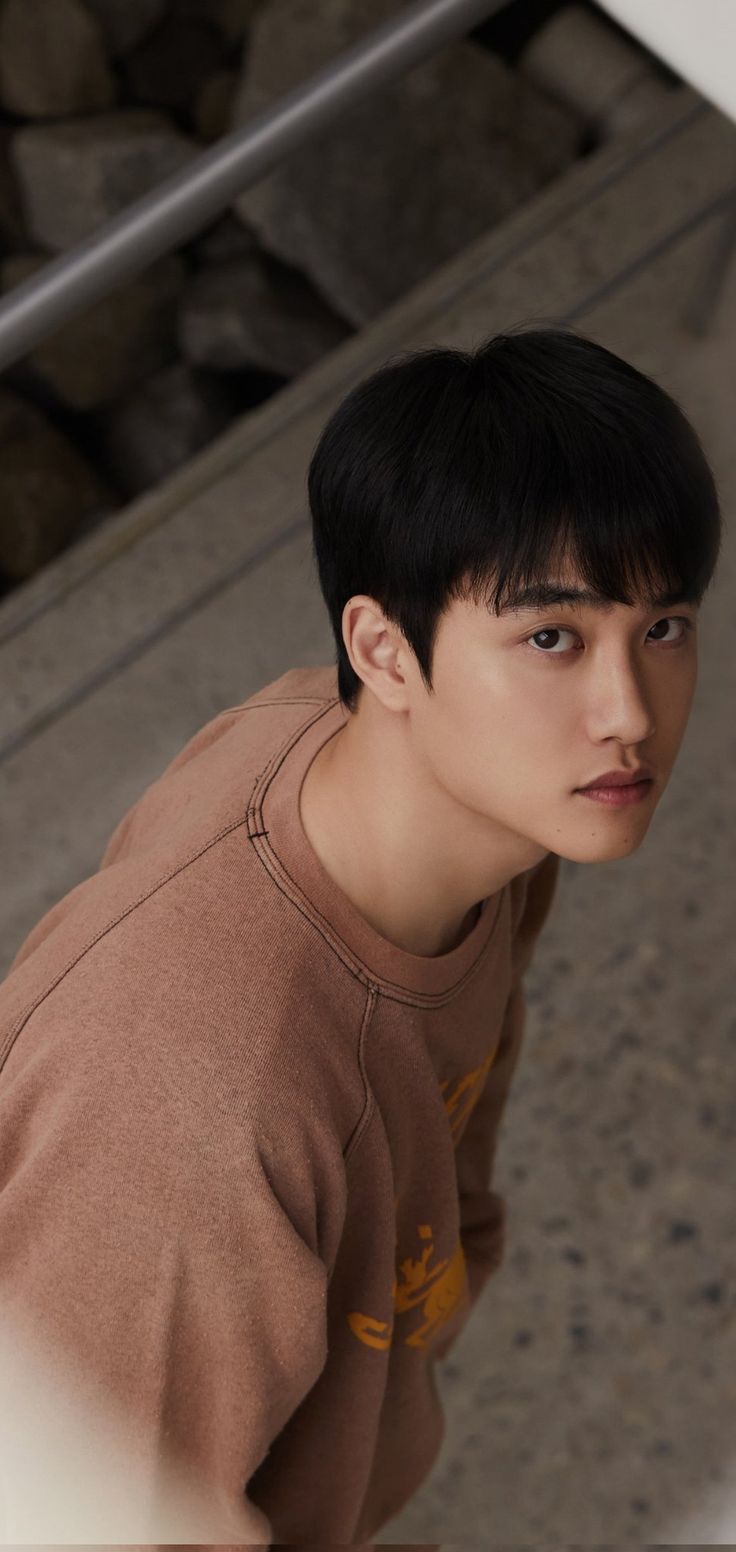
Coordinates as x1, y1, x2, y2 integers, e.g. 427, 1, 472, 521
188, 211, 261, 267
177, 0, 267, 44
82, 0, 168, 56
178, 251, 353, 376
230, 0, 585, 325
1, 252, 186, 410
194, 69, 241, 143
0, 388, 113, 581
0, 128, 26, 254
0, 0, 116, 119
121, 12, 230, 121
10, 110, 198, 252
214, 0, 265, 43
98, 360, 234, 496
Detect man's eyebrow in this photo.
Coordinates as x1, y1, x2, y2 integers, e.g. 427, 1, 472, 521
495, 582, 697, 615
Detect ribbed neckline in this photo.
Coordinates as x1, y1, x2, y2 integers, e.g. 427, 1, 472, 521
255, 680, 507, 1000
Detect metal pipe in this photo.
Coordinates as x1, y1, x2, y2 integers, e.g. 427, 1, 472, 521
0, 0, 503, 371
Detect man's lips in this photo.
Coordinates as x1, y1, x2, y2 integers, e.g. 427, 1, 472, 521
577, 767, 654, 789
575, 778, 653, 806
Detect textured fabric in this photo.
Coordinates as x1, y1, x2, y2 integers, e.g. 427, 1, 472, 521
0, 664, 559, 1546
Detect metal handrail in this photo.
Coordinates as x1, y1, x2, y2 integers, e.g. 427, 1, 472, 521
0, 0, 503, 371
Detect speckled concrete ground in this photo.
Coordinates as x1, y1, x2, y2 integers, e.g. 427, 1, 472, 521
1, 81, 734, 1546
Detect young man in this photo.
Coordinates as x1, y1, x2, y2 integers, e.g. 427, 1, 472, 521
0, 324, 721, 1546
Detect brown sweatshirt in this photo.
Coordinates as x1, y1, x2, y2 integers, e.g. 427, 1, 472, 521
0, 664, 559, 1547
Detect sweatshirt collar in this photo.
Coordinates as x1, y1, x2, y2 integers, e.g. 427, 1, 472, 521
253, 688, 508, 1001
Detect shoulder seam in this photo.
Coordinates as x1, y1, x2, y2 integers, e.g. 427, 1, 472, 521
342, 983, 378, 1166
0, 812, 255, 1078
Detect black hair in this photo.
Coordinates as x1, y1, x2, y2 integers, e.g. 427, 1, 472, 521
307, 320, 723, 716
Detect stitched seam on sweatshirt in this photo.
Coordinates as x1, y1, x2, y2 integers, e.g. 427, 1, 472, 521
248, 698, 504, 1007
0, 813, 271, 1075
0, 695, 336, 1073
250, 819, 505, 1009
342, 984, 377, 1166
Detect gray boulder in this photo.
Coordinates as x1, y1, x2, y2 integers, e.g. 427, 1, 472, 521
211, 0, 266, 44
178, 252, 352, 377
10, 110, 198, 251
175, 0, 267, 44
82, 0, 168, 56
188, 212, 261, 267
194, 69, 242, 143
1, 252, 186, 410
0, 0, 115, 119
230, 0, 585, 325
98, 361, 234, 497
121, 12, 230, 120
0, 128, 25, 254
0, 389, 112, 581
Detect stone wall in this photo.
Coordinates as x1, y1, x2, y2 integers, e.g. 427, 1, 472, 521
0, 0, 590, 597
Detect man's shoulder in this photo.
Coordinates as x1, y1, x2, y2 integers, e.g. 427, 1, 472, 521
3, 831, 368, 1171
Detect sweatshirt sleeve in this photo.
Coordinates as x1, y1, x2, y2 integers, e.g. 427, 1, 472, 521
434, 851, 560, 1359
0, 1001, 330, 1546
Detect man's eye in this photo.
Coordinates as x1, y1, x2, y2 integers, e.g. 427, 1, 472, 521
524, 626, 578, 655
523, 616, 695, 657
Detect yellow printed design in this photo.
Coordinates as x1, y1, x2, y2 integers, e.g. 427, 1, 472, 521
438, 1044, 496, 1143
348, 1223, 470, 1351
347, 1050, 497, 1351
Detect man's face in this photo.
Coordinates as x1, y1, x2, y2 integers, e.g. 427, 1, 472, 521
405, 567, 700, 863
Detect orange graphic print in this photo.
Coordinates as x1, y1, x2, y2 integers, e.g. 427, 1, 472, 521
348, 1222, 469, 1351
348, 1049, 498, 1351
438, 1044, 496, 1142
